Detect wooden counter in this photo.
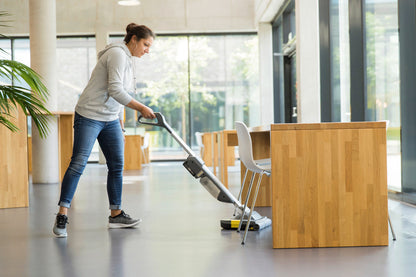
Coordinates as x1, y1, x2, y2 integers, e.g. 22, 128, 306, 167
28, 112, 74, 182
57, 112, 75, 181
271, 122, 388, 248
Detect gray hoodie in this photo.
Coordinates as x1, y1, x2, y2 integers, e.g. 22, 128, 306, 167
75, 43, 134, 121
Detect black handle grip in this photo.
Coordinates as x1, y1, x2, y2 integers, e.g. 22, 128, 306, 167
137, 112, 171, 131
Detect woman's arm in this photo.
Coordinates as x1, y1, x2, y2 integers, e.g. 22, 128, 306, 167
126, 98, 155, 119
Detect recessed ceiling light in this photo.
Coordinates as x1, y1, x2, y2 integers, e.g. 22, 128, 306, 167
118, 0, 141, 6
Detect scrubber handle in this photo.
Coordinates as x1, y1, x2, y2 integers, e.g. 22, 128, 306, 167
138, 112, 173, 133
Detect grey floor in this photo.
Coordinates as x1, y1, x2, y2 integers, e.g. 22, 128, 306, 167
1, 161, 416, 277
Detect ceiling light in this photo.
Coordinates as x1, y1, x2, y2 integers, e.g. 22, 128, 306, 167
118, 0, 141, 6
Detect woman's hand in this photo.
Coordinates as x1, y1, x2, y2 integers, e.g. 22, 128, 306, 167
139, 105, 156, 119
126, 99, 155, 119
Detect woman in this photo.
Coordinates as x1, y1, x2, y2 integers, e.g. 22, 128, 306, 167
53, 23, 156, 238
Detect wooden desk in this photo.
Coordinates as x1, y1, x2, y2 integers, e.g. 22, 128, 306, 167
217, 130, 237, 188
202, 132, 219, 175
271, 122, 388, 248
201, 132, 213, 167
124, 135, 143, 170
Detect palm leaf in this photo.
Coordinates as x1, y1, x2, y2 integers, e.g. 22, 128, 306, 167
0, 60, 51, 138
0, 60, 49, 99
0, 113, 19, 132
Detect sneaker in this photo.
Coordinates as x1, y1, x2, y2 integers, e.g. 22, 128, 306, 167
108, 210, 141, 228
53, 214, 68, 238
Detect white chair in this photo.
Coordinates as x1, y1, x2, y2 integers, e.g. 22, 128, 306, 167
195, 131, 204, 159
233, 147, 270, 216
235, 121, 271, 245
141, 132, 150, 164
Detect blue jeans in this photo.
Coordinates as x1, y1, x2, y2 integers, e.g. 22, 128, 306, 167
58, 113, 124, 210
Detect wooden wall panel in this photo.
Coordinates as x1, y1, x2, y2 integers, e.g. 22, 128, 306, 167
0, 107, 29, 208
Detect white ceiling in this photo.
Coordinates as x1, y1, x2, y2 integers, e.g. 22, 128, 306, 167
0, 0, 257, 36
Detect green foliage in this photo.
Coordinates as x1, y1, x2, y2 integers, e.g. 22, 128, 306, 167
0, 12, 51, 138
387, 127, 400, 141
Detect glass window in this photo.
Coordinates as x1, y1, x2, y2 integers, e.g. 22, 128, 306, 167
110, 34, 259, 160
0, 38, 12, 85
12, 39, 32, 135
133, 35, 189, 159
12, 39, 31, 92
56, 37, 98, 160
190, 35, 260, 135
56, 37, 96, 112
364, 0, 400, 191
330, 0, 350, 122
0, 39, 12, 59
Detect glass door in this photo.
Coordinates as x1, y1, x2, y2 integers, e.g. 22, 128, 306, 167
272, 0, 296, 123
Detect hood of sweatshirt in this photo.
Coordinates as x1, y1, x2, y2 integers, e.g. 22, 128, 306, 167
97, 42, 132, 59
75, 42, 134, 122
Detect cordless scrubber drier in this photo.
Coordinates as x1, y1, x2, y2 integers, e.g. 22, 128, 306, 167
138, 112, 272, 232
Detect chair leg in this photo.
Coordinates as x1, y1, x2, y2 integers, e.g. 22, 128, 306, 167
237, 172, 256, 233
388, 213, 397, 241
142, 148, 148, 164
233, 168, 249, 216
242, 172, 264, 245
